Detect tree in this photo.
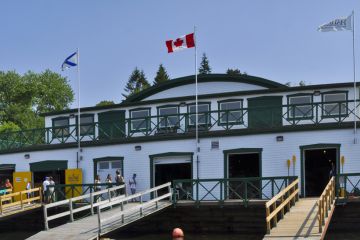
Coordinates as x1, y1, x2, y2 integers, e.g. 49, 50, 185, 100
198, 53, 212, 74
96, 100, 115, 107
122, 67, 150, 99
299, 81, 306, 86
226, 68, 241, 75
0, 70, 74, 130
153, 64, 170, 85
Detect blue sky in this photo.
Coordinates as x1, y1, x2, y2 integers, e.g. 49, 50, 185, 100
0, 0, 359, 108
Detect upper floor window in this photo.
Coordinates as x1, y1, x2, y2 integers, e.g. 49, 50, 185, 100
322, 92, 348, 117
77, 114, 94, 136
188, 103, 210, 125
219, 100, 243, 124
158, 106, 179, 128
130, 109, 150, 132
288, 95, 313, 119
52, 117, 69, 138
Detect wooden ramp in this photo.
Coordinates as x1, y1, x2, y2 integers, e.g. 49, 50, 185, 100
27, 183, 172, 240
263, 198, 321, 239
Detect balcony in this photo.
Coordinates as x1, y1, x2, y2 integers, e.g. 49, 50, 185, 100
0, 99, 359, 152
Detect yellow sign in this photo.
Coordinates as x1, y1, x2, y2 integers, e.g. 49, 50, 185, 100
65, 169, 83, 199
13, 171, 32, 201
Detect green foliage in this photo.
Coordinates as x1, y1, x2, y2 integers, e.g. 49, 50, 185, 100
0, 70, 74, 130
226, 68, 241, 75
122, 67, 150, 99
96, 100, 115, 106
153, 64, 170, 85
0, 122, 20, 134
198, 53, 212, 74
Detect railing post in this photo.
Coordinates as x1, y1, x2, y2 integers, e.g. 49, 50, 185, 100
318, 200, 322, 233
196, 179, 199, 206
273, 202, 277, 227
97, 206, 102, 236
43, 205, 49, 230
271, 179, 274, 197
69, 199, 74, 222
90, 191, 94, 215
155, 190, 158, 209
20, 191, 24, 210
244, 180, 248, 207
140, 195, 143, 216
266, 206, 270, 234
280, 196, 284, 219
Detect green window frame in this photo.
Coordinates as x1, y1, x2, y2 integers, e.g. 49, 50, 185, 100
217, 99, 243, 126
129, 108, 151, 132
187, 102, 211, 126
321, 91, 348, 118
52, 117, 70, 139
287, 94, 314, 120
157, 105, 180, 129
76, 114, 95, 136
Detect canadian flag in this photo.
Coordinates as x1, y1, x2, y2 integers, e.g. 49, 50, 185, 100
166, 33, 195, 53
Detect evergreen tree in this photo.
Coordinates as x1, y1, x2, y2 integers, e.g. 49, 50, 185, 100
153, 64, 170, 85
96, 100, 115, 106
122, 67, 150, 98
226, 68, 241, 75
198, 53, 212, 74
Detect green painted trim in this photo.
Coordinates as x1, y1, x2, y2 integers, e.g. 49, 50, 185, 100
129, 107, 151, 133
299, 143, 341, 197
187, 102, 212, 128
217, 99, 244, 126
52, 117, 70, 139
286, 93, 314, 120
223, 148, 263, 198
156, 104, 180, 129
0, 164, 15, 171
29, 160, 68, 172
93, 156, 124, 180
321, 91, 349, 119
0, 122, 357, 155
75, 114, 95, 136
149, 152, 194, 193
41, 82, 359, 117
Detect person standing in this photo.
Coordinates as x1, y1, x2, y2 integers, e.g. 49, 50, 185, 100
42, 177, 50, 203
49, 177, 55, 203
105, 174, 113, 198
94, 175, 102, 202
26, 181, 32, 204
5, 179, 13, 191
115, 170, 125, 196
129, 173, 137, 202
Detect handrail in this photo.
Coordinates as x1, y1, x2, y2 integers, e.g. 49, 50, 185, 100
0, 187, 42, 215
97, 182, 172, 236
265, 178, 299, 234
43, 184, 125, 230
318, 177, 335, 234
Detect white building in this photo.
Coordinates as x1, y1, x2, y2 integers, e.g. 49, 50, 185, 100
0, 74, 359, 197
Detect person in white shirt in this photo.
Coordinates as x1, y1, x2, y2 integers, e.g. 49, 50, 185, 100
129, 173, 137, 202
42, 177, 50, 203
26, 181, 31, 204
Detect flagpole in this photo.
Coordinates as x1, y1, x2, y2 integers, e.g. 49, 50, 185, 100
77, 48, 81, 168
352, 11, 357, 144
194, 26, 199, 180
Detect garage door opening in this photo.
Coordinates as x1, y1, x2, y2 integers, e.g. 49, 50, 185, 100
304, 148, 337, 197
228, 153, 260, 199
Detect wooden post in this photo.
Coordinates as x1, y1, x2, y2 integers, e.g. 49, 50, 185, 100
97, 206, 102, 236
20, 191, 24, 210
273, 202, 277, 227
90, 191, 94, 215
155, 190, 158, 209
140, 195, 143, 216
266, 206, 270, 234
69, 199, 74, 222
43, 205, 49, 230
280, 196, 284, 219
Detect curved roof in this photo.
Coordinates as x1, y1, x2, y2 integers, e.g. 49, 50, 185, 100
124, 74, 287, 103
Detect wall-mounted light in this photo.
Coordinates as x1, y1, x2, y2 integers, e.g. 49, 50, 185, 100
276, 136, 284, 142
69, 113, 75, 118
179, 102, 186, 107
135, 145, 141, 151
313, 90, 321, 96
24, 154, 30, 159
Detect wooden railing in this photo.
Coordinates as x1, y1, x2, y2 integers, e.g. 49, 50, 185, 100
43, 184, 125, 230
318, 177, 335, 234
97, 182, 172, 235
0, 187, 42, 215
265, 178, 299, 233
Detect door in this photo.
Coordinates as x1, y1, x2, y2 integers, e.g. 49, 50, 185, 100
13, 171, 32, 201
98, 110, 126, 140
97, 160, 123, 184
65, 169, 83, 198
248, 96, 283, 129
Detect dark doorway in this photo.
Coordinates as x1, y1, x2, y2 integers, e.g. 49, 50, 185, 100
155, 163, 191, 197
228, 153, 260, 199
33, 170, 65, 189
305, 148, 337, 197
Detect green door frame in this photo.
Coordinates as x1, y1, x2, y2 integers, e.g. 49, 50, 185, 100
93, 156, 124, 180
149, 152, 194, 189
299, 143, 341, 197
223, 148, 263, 198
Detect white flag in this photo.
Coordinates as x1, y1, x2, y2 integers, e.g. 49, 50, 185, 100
318, 14, 353, 32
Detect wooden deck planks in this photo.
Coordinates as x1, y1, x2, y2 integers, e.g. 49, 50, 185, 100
0, 202, 42, 218
263, 198, 321, 240
27, 201, 172, 240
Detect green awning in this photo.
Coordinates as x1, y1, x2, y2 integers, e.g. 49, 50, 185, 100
0, 164, 15, 171
30, 160, 68, 172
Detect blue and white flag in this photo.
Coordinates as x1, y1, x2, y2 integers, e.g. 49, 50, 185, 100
318, 14, 353, 32
61, 51, 78, 70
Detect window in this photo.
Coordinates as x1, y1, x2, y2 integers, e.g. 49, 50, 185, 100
111, 161, 122, 169
99, 162, 110, 170
77, 115, 94, 136
158, 106, 179, 128
52, 117, 69, 138
288, 95, 313, 119
188, 104, 210, 125
322, 92, 347, 117
130, 109, 150, 131
219, 101, 243, 124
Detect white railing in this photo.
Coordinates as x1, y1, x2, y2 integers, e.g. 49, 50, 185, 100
43, 184, 126, 230
97, 182, 172, 235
